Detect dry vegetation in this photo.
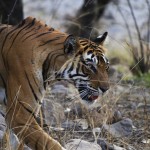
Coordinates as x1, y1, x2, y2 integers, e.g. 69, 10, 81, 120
0, 0, 150, 150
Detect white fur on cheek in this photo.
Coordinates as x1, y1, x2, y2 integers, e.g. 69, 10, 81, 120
83, 53, 98, 65
92, 56, 98, 64
83, 53, 92, 60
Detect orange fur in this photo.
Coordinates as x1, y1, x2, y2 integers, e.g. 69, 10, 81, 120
0, 17, 109, 150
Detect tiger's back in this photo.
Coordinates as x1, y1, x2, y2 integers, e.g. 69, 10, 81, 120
0, 17, 70, 150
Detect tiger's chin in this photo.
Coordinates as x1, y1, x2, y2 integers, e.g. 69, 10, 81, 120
79, 93, 100, 106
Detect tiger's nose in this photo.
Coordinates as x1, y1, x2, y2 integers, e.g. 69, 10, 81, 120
100, 87, 109, 93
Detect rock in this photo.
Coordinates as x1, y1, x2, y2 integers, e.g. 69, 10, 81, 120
97, 139, 114, 150
137, 103, 150, 111
0, 111, 6, 132
103, 118, 133, 138
113, 144, 126, 150
65, 139, 102, 150
91, 138, 127, 150
0, 130, 4, 140
0, 88, 6, 104
90, 138, 115, 150
106, 110, 123, 124
61, 120, 79, 130
68, 102, 84, 118
141, 139, 150, 144
42, 98, 65, 127
74, 119, 89, 130
4, 131, 32, 150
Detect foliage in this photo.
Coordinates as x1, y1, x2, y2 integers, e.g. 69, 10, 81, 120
133, 73, 150, 87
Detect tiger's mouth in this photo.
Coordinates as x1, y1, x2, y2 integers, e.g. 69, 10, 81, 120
77, 86, 100, 103
88, 95, 99, 101
80, 92, 99, 103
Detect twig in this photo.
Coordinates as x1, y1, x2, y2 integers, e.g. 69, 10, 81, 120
127, 0, 144, 59
7, 0, 18, 25
145, 0, 150, 66
116, 4, 139, 64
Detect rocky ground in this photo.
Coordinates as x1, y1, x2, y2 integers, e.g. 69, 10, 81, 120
0, 66, 149, 150
0, 0, 149, 149
42, 66, 150, 150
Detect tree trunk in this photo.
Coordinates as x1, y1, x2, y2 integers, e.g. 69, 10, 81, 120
0, 0, 23, 25
67, 0, 111, 39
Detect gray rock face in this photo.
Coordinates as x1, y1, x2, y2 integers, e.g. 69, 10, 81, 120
65, 139, 102, 150
0, 88, 6, 104
42, 98, 66, 127
103, 118, 133, 138
0, 112, 6, 132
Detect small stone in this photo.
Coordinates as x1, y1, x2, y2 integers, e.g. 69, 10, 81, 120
0, 111, 6, 132
74, 119, 89, 130
65, 139, 102, 150
103, 118, 133, 138
113, 144, 126, 150
42, 99, 65, 127
61, 120, 77, 130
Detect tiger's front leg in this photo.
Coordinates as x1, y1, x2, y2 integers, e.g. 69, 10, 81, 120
5, 75, 65, 150
6, 101, 64, 150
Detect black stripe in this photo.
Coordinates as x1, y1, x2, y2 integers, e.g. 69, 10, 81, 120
39, 34, 65, 47
25, 72, 39, 103
4, 98, 7, 106
3, 20, 38, 68
1, 19, 36, 61
8, 19, 37, 50
84, 45, 88, 51
61, 64, 69, 77
48, 49, 62, 65
69, 74, 87, 78
19, 29, 33, 40
17, 19, 26, 28
76, 63, 80, 74
32, 74, 43, 96
67, 62, 74, 73
87, 50, 92, 55
49, 27, 54, 31
42, 49, 62, 82
39, 38, 59, 47
39, 48, 48, 56
1, 18, 30, 52
46, 51, 62, 73
18, 100, 36, 119
42, 53, 52, 83
35, 138, 40, 150
55, 42, 65, 45
51, 53, 64, 68
0, 74, 7, 105
22, 32, 37, 42
33, 31, 53, 39
25, 18, 36, 30
1, 27, 20, 52
36, 25, 42, 30
0, 73, 6, 89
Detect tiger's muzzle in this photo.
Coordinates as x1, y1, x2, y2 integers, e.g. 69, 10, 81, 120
77, 85, 108, 103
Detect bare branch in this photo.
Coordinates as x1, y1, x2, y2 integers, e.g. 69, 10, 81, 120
127, 0, 144, 59
145, 0, 150, 65
7, 0, 18, 25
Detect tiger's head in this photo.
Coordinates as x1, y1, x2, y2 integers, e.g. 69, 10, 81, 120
56, 32, 109, 104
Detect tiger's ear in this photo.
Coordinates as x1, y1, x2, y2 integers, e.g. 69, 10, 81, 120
64, 35, 77, 55
93, 32, 108, 45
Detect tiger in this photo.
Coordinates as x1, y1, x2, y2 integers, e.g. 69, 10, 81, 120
0, 16, 109, 150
